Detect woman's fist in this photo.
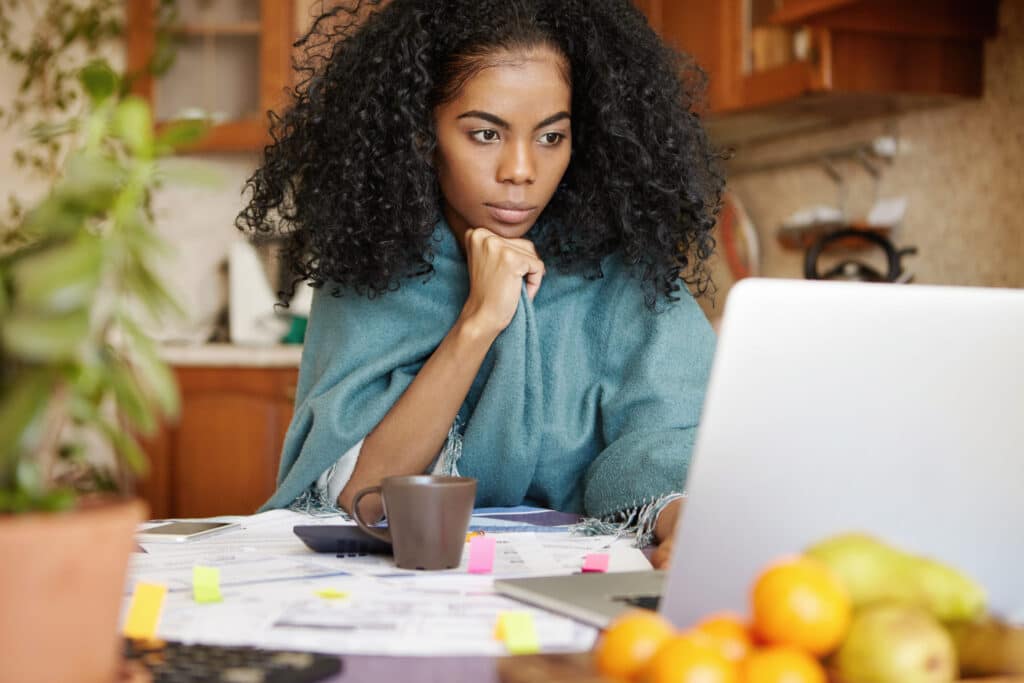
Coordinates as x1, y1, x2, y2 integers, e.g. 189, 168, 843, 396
458, 227, 545, 337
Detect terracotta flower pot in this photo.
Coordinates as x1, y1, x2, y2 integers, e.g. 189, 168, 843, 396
0, 498, 146, 683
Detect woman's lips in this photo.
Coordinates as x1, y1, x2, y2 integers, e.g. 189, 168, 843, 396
486, 204, 536, 225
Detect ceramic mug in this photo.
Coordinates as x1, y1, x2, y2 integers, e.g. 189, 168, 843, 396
351, 475, 476, 570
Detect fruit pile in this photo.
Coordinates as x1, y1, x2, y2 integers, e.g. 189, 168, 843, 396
593, 533, 1023, 683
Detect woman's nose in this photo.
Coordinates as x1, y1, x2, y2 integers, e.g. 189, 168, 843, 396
496, 139, 535, 185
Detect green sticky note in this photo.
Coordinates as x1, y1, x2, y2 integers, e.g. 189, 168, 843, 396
496, 612, 540, 655
123, 582, 167, 639
192, 565, 222, 604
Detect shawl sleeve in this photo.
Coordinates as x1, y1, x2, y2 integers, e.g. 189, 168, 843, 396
260, 282, 455, 511
581, 278, 716, 520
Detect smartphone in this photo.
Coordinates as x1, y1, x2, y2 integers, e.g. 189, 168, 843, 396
136, 521, 239, 543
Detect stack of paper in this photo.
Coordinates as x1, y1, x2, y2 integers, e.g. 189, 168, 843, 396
124, 508, 651, 656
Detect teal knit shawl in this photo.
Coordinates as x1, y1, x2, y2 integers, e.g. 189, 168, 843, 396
262, 220, 715, 518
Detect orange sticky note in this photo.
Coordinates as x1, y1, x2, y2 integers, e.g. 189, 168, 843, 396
123, 582, 167, 639
494, 612, 540, 654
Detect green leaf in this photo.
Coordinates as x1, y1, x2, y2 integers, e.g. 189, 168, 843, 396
0, 490, 26, 513
121, 217, 174, 257
1, 309, 88, 361
60, 151, 123, 209
22, 198, 83, 239
67, 393, 100, 426
123, 259, 186, 321
0, 486, 76, 514
154, 118, 210, 155
8, 235, 102, 313
97, 417, 149, 476
70, 353, 105, 402
29, 118, 79, 142
121, 318, 180, 419
148, 37, 177, 77
0, 268, 8, 315
0, 370, 52, 487
34, 488, 76, 512
106, 360, 156, 435
15, 458, 42, 493
114, 96, 154, 157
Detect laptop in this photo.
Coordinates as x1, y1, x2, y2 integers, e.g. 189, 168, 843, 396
495, 278, 1024, 628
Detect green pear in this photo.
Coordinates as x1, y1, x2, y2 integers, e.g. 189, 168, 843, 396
836, 603, 958, 683
806, 533, 924, 609
902, 555, 987, 623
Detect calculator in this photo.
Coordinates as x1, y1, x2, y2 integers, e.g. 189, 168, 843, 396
124, 638, 343, 682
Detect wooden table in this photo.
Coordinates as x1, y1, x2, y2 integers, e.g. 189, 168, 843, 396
319, 653, 1024, 683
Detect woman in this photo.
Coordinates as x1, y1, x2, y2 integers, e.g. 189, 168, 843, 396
237, 0, 723, 568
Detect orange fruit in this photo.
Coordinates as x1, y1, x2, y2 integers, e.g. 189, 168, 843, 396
646, 631, 740, 683
742, 646, 828, 683
694, 613, 753, 662
751, 556, 851, 656
594, 609, 675, 681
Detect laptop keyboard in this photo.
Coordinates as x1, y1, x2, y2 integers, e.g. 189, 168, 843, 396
616, 595, 661, 611
124, 638, 342, 682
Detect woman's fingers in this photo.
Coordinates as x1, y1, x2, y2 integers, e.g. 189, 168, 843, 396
522, 259, 545, 301
650, 539, 673, 569
508, 237, 540, 257
460, 226, 546, 334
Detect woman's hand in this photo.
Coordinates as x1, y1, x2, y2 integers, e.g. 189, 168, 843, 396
458, 227, 546, 338
650, 498, 684, 569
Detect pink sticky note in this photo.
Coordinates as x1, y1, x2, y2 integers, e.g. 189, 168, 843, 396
582, 553, 610, 573
467, 536, 496, 574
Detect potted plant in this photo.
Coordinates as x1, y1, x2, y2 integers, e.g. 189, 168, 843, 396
0, 54, 205, 681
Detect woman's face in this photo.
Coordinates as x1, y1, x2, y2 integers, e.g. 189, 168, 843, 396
434, 46, 572, 244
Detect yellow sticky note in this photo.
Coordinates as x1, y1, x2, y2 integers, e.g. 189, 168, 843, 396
123, 582, 167, 639
495, 612, 540, 655
192, 566, 222, 604
315, 588, 349, 600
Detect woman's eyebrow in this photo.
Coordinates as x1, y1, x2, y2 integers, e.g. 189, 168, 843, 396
456, 110, 571, 130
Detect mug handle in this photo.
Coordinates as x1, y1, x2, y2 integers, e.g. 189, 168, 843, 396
350, 485, 392, 545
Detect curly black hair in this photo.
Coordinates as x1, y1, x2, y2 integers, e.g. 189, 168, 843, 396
237, 0, 724, 307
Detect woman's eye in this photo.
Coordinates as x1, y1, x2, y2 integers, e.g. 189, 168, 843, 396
539, 132, 565, 146
471, 129, 499, 143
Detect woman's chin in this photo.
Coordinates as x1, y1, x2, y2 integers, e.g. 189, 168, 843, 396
482, 220, 537, 240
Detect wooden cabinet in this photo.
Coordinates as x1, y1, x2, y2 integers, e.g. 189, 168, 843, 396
138, 365, 298, 518
637, 0, 1000, 146
125, 0, 295, 152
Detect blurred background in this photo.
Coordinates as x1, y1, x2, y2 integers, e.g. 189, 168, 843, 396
1, 0, 1019, 518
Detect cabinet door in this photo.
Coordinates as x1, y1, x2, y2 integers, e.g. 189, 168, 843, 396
635, 0, 733, 111
126, 0, 294, 152
640, 0, 826, 114
170, 366, 298, 517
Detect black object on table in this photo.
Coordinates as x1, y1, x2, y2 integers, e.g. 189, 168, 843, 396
293, 524, 393, 555
124, 638, 343, 683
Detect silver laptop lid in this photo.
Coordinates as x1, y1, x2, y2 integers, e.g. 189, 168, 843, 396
662, 278, 1024, 627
